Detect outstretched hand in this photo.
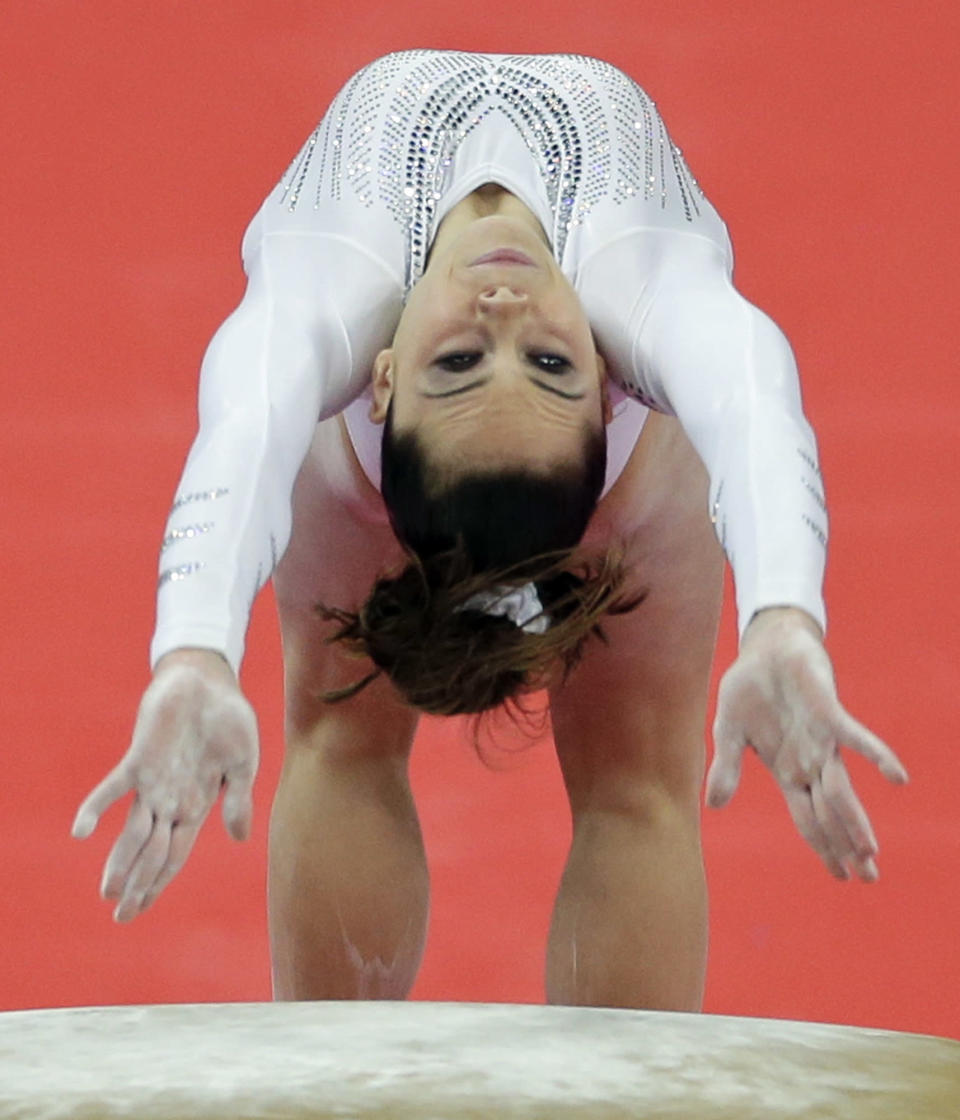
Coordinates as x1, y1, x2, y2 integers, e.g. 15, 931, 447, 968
706, 608, 908, 881
72, 649, 260, 921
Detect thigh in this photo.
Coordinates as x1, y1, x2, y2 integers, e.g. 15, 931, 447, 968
549, 416, 724, 810
273, 417, 418, 747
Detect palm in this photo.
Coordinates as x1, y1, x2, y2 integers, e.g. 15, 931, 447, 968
73, 656, 259, 921
706, 616, 907, 881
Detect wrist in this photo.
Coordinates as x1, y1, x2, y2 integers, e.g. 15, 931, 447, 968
742, 606, 824, 647
154, 647, 235, 681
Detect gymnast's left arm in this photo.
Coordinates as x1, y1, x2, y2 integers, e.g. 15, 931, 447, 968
624, 231, 909, 881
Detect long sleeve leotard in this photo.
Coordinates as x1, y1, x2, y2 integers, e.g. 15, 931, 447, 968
150, 50, 827, 674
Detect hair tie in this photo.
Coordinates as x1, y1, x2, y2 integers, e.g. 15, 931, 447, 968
456, 582, 551, 634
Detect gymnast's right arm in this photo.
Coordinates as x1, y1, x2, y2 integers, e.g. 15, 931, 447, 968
71, 224, 357, 922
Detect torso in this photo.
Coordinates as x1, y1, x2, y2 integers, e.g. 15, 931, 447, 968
274, 51, 725, 606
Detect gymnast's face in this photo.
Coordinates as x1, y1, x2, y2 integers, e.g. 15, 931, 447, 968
370, 214, 610, 475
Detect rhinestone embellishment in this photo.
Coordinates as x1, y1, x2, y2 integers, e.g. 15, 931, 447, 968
276, 51, 711, 292
160, 523, 214, 554
158, 562, 206, 589
170, 488, 229, 514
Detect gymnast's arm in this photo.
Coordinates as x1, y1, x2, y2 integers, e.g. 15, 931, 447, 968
598, 230, 908, 880
72, 227, 358, 922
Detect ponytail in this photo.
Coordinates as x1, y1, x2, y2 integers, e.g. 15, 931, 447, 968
317, 404, 641, 715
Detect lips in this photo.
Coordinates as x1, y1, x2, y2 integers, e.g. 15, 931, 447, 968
468, 249, 536, 267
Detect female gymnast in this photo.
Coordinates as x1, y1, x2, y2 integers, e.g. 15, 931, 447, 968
73, 50, 907, 1011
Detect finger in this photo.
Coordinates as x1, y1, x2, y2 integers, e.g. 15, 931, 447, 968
114, 819, 173, 922
783, 786, 849, 880
72, 766, 134, 839
853, 853, 879, 882
221, 769, 255, 841
810, 775, 861, 879
705, 723, 745, 809
820, 756, 879, 881
121, 763, 225, 916
130, 770, 222, 915
140, 821, 203, 912
100, 798, 154, 900
836, 710, 909, 783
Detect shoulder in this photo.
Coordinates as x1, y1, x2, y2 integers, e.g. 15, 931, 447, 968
561, 53, 652, 93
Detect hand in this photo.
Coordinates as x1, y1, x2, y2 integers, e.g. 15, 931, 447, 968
72, 649, 260, 921
705, 609, 908, 881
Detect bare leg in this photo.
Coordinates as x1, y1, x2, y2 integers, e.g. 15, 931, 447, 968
545, 782, 707, 1010
545, 412, 723, 1010
268, 696, 428, 1000
267, 417, 426, 1000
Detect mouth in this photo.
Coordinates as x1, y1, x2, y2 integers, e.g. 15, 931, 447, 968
468, 249, 537, 267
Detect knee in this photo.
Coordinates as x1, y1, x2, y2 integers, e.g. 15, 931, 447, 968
282, 636, 419, 763
575, 779, 701, 838
560, 735, 705, 827
282, 673, 419, 771
286, 707, 419, 771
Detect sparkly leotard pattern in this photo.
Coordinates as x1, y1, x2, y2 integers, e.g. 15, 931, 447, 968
150, 51, 827, 673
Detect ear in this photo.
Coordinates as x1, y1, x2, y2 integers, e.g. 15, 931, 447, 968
595, 351, 613, 426
369, 349, 394, 424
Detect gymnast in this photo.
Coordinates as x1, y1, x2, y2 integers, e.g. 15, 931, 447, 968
73, 50, 908, 1011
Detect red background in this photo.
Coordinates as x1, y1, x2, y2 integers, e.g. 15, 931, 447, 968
2, 1, 958, 1038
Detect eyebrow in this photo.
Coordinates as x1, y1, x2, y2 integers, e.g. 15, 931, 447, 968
421, 377, 586, 401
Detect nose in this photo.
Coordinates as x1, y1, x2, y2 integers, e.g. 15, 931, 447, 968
477, 286, 529, 313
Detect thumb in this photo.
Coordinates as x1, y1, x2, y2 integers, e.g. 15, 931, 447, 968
835, 708, 909, 785
706, 723, 745, 809
221, 772, 254, 842
72, 765, 133, 839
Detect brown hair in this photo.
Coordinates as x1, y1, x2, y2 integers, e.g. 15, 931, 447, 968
316, 402, 642, 716
317, 547, 641, 716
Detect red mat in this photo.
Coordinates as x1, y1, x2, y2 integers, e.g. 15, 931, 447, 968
2, 2, 957, 1038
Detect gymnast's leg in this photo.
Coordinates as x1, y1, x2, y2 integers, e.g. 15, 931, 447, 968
268, 677, 426, 1000
267, 420, 428, 1000
546, 415, 724, 1011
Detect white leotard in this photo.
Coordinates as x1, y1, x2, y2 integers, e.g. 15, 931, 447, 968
150, 50, 827, 674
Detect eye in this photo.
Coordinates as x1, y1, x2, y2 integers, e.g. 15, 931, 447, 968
435, 351, 482, 372
529, 353, 572, 373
